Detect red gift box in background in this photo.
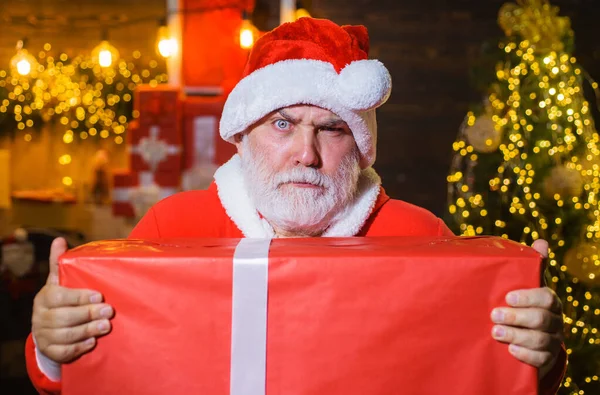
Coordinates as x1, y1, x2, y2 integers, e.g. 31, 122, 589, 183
129, 86, 183, 173
111, 170, 179, 217
60, 236, 540, 394
134, 85, 181, 125
182, 96, 236, 169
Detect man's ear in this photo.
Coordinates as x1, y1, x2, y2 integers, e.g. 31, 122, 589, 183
234, 133, 244, 157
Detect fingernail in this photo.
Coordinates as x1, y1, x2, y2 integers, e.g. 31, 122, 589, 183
491, 309, 505, 323
509, 344, 520, 354
492, 326, 505, 339
507, 292, 519, 305
100, 306, 113, 318
85, 338, 95, 347
97, 320, 110, 332
90, 293, 102, 304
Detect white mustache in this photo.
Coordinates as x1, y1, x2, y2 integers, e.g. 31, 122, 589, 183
274, 168, 330, 188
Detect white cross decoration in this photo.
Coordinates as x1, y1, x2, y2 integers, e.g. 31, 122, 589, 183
130, 126, 181, 171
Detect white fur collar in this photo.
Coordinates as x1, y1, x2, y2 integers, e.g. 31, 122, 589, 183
213, 154, 381, 238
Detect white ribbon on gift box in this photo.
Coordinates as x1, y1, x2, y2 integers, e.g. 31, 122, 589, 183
112, 172, 178, 217
231, 238, 272, 395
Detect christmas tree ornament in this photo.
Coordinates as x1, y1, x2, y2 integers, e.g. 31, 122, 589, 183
564, 243, 600, 286
543, 165, 584, 198
464, 115, 503, 153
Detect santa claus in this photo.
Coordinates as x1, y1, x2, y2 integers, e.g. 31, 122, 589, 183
26, 18, 565, 394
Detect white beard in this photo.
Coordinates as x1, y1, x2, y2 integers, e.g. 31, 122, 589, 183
240, 139, 361, 236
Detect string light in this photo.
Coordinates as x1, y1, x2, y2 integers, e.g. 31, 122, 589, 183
1, 43, 167, 190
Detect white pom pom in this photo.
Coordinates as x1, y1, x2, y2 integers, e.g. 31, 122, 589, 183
336, 60, 392, 111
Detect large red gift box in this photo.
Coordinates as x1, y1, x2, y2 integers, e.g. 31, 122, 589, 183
59, 237, 540, 394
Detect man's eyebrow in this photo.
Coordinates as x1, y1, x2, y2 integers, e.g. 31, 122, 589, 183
315, 118, 348, 129
271, 110, 347, 129
276, 109, 301, 124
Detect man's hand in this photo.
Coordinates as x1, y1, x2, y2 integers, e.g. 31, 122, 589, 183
31, 237, 114, 363
490, 239, 564, 380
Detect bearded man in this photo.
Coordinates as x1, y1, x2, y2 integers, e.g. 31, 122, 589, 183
26, 17, 566, 394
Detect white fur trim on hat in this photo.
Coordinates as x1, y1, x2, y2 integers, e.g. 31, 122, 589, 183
220, 59, 392, 169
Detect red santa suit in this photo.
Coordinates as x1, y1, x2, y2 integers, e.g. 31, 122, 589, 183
25, 155, 566, 394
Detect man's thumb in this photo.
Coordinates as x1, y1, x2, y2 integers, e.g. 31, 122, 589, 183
532, 238, 550, 287
47, 237, 68, 285
532, 239, 550, 259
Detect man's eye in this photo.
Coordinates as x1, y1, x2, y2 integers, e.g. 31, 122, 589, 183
322, 127, 344, 133
274, 119, 290, 130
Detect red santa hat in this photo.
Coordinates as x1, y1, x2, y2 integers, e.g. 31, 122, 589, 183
220, 17, 392, 169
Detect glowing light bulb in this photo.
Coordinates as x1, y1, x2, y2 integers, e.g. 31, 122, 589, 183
92, 40, 119, 68
16, 59, 31, 75
239, 13, 257, 50
99, 50, 112, 67
240, 25, 255, 49
10, 42, 37, 77
158, 38, 177, 58
157, 25, 178, 58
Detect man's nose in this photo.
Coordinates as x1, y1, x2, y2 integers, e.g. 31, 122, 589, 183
291, 129, 320, 168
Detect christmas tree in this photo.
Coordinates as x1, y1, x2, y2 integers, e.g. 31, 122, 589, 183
447, 1, 600, 393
